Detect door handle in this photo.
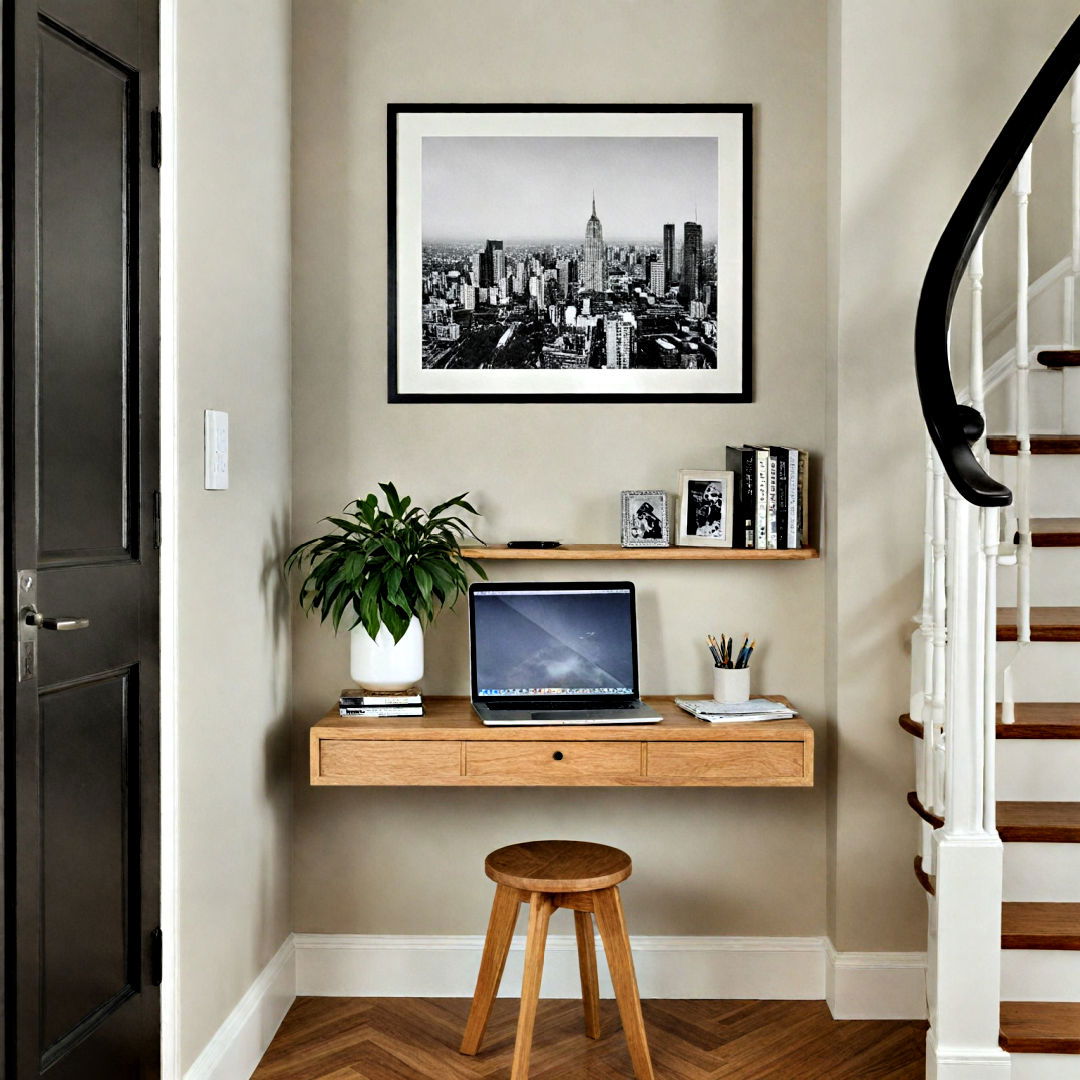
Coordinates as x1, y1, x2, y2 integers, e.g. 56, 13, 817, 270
23, 606, 90, 631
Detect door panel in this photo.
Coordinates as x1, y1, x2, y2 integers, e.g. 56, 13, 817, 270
40, 671, 138, 1056
6, 0, 160, 1076
39, 20, 137, 563
39, 0, 141, 67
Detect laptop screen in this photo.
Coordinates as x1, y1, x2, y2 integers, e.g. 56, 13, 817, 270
470, 583, 637, 700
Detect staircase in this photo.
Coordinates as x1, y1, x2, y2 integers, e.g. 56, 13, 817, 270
908, 15, 1080, 1080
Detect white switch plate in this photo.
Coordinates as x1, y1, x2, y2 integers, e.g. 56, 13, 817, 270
204, 410, 229, 490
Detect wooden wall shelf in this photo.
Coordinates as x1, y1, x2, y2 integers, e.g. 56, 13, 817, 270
459, 544, 819, 561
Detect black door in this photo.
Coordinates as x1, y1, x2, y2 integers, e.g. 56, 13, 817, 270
4, 0, 160, 1077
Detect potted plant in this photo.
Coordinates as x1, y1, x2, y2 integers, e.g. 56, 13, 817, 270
285, 482, 486, 690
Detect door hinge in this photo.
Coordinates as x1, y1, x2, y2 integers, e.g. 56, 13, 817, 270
150, 109, 162, 170
149, 927, 163, 986
153, 490, 162, 550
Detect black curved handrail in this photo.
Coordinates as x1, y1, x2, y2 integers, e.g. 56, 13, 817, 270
915, 15, 1080, 507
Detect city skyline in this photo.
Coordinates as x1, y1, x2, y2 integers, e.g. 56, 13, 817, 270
422, 135, 719, 243
419, 191, 718, 376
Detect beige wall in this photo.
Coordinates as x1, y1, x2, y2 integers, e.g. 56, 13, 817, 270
175, 0, 293, 1070
826, 0, 1079, 952
290, 0, 830, 938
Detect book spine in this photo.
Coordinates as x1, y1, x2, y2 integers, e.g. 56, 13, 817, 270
754, 449, 769, 549
725, 446, 752, 548
340, 696, 422, 706
741, 447, 756, 547
798, 450, 809, 547
774, 450, 789, 550
766, 453, 778, 550
339, 707, 425, 717
786, 449, 800, 548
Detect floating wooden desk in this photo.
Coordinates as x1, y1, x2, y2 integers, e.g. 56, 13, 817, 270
310, 696, 814, 788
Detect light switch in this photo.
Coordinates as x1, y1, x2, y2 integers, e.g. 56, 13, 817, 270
204, 410, 229, 490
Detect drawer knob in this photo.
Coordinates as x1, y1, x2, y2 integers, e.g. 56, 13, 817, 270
552, 751, 564, 761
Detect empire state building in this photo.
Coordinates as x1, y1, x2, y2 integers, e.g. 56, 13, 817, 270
582, 194, 606, 293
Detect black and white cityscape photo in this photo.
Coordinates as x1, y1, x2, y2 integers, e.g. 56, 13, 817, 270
389, 108, 750, 402
420, 136, 719, 374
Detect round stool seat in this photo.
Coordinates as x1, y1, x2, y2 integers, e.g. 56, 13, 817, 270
485, 839, 632, 893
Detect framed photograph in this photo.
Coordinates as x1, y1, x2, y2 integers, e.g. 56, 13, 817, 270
676, 470, 734, 547
621, 490, 671, 548
388, 103, 752, 403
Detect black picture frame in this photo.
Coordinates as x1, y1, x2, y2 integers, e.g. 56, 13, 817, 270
388, 102, 753, 404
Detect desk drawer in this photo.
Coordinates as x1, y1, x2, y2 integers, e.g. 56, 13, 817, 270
318, 740, 461, 784
466, 741, 642, 784
647, 741, 805, 782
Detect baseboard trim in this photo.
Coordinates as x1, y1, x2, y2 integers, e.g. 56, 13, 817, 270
824, 940, 928, 1019
926, 1028, 1013, 1078
183, 935, 296, 1080
294, 932, 927, 1019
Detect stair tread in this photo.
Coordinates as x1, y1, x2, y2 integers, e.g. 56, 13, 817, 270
998, 801, 1080, 842
1029, 517, 1080, 546
901, 704, 1080, 739
998, 607, 1080, 642
1037, 349, 1080, 368
998, 702, 1080, 738
1002, 902, 1080, 949
1001, 1001, 1080, 1053
987, 434, 1080, 455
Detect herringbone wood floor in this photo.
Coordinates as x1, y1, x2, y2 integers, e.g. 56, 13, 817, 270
252, 997, 928, 1079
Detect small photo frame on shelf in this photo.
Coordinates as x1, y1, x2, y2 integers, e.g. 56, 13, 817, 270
676, 469, 734, 547
620, 490, 671, 548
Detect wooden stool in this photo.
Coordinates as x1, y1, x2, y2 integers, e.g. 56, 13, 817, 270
459, 839, 655, 1080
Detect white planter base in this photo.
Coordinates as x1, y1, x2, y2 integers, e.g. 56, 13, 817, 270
349, 617, 424, 691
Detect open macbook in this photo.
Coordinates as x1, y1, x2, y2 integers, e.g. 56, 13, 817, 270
468, 580, 661, 726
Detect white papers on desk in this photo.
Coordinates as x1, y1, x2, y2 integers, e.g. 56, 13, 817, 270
674, 697, 797, 723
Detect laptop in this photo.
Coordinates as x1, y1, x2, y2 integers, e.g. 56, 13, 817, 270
469, 580, 662, 726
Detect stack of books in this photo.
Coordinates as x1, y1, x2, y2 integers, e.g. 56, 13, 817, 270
339, 687, 423, 718
726, 445, 810, 550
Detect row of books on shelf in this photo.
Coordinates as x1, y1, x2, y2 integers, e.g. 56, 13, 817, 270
339, 687, 423, 717
726, 445, 809, 550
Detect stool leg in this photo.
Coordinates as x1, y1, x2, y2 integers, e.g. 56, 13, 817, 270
510, 892, 554, 1080
593, 886, 655, 1080
574, 909, 602, 1039
460, 884, 521, 1055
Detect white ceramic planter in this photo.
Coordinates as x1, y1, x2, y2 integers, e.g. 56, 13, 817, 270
350, 616, 424, 691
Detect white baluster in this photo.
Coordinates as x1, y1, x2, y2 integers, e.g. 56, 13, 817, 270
1015, 147, 1032, 645
930, 454, 948, 814
945, 493, 983, 833
969, 237, 986, 461
1002, 660, 1016, 726
916, 437, 938, 874
928, 455, 946, 816
982, 506, 1000, 833
1067, 73, 1080, 348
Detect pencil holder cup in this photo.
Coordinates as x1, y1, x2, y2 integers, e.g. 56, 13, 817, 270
713, 666, 750, 704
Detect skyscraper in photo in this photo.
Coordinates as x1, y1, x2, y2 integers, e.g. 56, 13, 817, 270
649, 257, 666, 297
480, 239, 503, 287
663, 223, 675, 288
582, 193, 606, 293
681, 221, 703, 303
605, 317, 633, 369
